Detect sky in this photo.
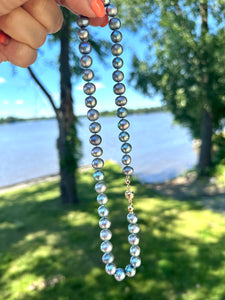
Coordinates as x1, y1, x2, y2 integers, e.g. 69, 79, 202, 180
0, 26, 161, 119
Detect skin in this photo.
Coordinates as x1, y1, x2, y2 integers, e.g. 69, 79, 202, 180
0, 0, 107, 67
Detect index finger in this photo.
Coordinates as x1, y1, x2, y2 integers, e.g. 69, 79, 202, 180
0, 0, 28, 16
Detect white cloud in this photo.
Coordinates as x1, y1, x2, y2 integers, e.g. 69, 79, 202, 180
76, 82, 105, 91
15, 99, 24, 105
0, 77, 6, 84
3, 100, 9, 105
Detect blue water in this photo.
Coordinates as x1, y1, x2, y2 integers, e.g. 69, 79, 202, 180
0, 112, 197, 187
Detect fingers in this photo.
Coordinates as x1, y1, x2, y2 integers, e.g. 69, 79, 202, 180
89, 15, 108, 27
0, 7, 47, 49
0, 38, 37, 68
23, 0, 63, 33
0, 0, 27, 16
57, 0, 105, 18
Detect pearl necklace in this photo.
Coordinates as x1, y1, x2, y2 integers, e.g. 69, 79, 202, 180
77, 1, 141, 281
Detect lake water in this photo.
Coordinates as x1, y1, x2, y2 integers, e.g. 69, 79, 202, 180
0, 112, 197, 187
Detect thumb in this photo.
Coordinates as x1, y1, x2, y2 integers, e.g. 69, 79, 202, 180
56, 0, 105, 18
0, 0, 28, 16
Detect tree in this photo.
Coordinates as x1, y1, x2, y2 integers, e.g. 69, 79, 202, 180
28, 9, 80, 204
118, 0, 225, 175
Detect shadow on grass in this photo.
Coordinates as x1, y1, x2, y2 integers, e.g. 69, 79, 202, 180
1, 162, 225, 300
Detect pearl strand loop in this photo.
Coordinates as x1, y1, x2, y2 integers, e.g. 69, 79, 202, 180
77, 0, 141, 281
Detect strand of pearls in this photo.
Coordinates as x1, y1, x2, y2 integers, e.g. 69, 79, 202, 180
77, 1, 141, 281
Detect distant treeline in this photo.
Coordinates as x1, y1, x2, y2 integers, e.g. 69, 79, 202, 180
0, 116, 55, 125
100, 106, 166, 117
0, 106, 166, 124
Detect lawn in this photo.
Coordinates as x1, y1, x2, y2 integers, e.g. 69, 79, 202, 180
1, 161, 225, 300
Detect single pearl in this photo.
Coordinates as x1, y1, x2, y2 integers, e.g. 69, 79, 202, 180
85, 96, 97, 108
105, 263, 116, 275
106, 4, 118, 17
89, 122, 101, 133
128, 234, 139, 245
130, 245, 141, 257
83, 82, 96, 95
97, 193, 108, 205
92, 147, 103, 158
101, 241, 113, 253
130, 256, 141, 268
78, 28, 89, 41
95, 181, 107, 193
100, 229, 112, 241
77, 15, 89, 27
123, 166, 134, 176
92, 158, 104, 169
113, 57, 123, 69
127, 213, 138, 224
87, 109, 99, 121
82, 69, 94, 81
119, 131, 130, 142
99, 217, 111, 229
128, 224, 140, 234
111, 44, 123, 56
93, 169, 104, 180
109, 17, 121, 30
121, 143, 132, 153
79, 42, 92, 54
125, 264, 136, 277
114, 268, 126, 281
80, 55, 92, 68
102, 252, 114, 264
90, 135, 102, 146
98, 205, 109, 217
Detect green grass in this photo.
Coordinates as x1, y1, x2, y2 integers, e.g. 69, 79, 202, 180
1, 161, 225, 300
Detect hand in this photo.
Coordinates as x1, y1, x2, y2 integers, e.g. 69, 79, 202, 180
0, 0, 63, 67
56, 0, 108, 27
0, 0, 108, 68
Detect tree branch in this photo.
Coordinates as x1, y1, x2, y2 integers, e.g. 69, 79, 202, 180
27, 66, 59, 117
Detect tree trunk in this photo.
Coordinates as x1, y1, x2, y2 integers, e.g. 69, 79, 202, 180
198, 1, 213, 176
57, 11, 79, 204
198, 108, 213, 175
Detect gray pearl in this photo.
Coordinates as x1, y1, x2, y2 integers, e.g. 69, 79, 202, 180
111, 44, 123, 56
97, 194, 108, 205
105, 262, 116, 274
85, 96, 97, 108
80, 55, 92, 68
98, 205, 109, 217
77, 15, 89, 28
78, 28, 89, 41
125, 264, 136, 277
93, 169, 104, 180
103, 0, 110, 6
113, 57, 123, 69
119, 131, 130, 142
102, 252, 114, 264
123, 166, 134, 175
118, 119, 130, 130
83, 83, 96, 95
99, 216, 111, 227
115, 96, 127, 106
90, 134, 102, 145
117, 107, 128, 118
91, 146, 103, 157
121, 143, 132, 153
82, 69, 94, 81
109, 18, 121, 30
89, 122, 101, 133
95, 181, 107, 193
100, 229, 112, 241
122, 154, 131, 165
128, 234, 139, 245
127, 213, 138, 224
101, 241, 113, 253
106, 4, 118, 17
79, 42, 92, 54
114, 83, 125, 95
114, 268, 126, 281
130, 256, 141, 268
87, 109, 99, 121
111, 30, 122, 43
113, 70, 124, 82
130, 245, 141, 257
92, 158, 104, 169
128, 224, 140, 234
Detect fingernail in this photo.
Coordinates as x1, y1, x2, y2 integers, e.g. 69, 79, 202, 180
100, 15, 109, 27
90, 0, 105, 18
0, 32, 10, 45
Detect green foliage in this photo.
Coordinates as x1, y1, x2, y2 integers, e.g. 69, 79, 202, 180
116, 0, 225, 140
1, 162, 225, 299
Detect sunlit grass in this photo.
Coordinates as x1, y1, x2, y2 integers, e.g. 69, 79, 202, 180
1, 161, 225, 300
